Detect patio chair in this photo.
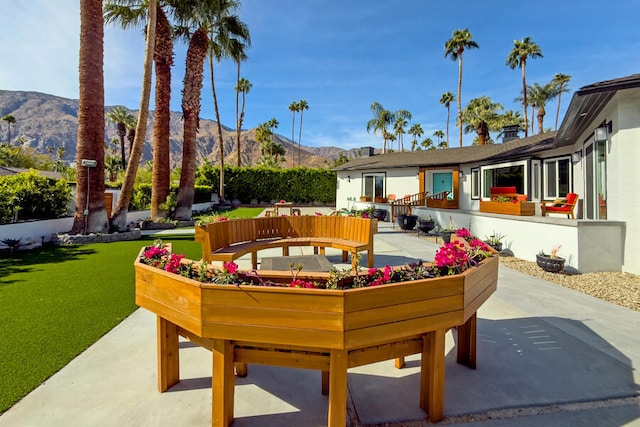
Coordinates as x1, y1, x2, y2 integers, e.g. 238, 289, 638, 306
540, 193, 579, 219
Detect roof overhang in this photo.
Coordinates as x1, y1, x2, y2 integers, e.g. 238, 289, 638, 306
554, 74, 640, 148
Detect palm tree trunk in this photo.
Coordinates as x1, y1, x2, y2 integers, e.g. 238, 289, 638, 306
537, 106, 545, 134
210, 52, 226, 201
457, 56, 463, 147
521, 63, 528, 138
110, 0, 156, 231
291, 111, 296, 167
150, 7, 172, 219
175, 28, 207, 220
235, 61, 241, 167
445, 106, 450, 148
72, 0, 107, 234
298, 109, 304, 167
555, 84, 563, 130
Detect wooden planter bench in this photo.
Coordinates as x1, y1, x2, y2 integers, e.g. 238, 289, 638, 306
134, 248, 499, 426
479, 186, 534, 216
194, 216, 378, 269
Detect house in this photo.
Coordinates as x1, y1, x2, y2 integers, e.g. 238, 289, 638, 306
335, 74, 640, 275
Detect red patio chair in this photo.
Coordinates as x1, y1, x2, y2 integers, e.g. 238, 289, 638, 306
540, 193, 579, 219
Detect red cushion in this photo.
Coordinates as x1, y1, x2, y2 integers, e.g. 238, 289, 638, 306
490, 186, 517, 195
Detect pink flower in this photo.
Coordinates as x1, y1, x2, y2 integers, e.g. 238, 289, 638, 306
315, 212, 323, 216
279, 199, 285, 203
144, 246, 168, 260
368, 267, 378, 276
224, 262, 238, 274
456, 228, 471, 238
290, 279, 317, 288
163, 253, 184, 273
216, 217, 229, 222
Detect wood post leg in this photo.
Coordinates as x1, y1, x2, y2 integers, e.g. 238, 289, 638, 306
251, 252, 257, 270
395, 357, 406, 368
328, 349, 348, 427
212, 339, 235, 427
367, 250, 374, 268
157, 316, 179, 392
420, 329, 445, 422
342, 250, 348, 262
321, 370, 329, 395
456, 313, 477, 369
235, 362, 248, 377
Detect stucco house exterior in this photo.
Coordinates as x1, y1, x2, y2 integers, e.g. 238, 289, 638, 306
335, 74, 640, 275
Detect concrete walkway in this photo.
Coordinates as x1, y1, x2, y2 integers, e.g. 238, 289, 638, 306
2, 219, 639, 426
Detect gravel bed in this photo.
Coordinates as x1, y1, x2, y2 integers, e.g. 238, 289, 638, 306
419, 235, 640, 312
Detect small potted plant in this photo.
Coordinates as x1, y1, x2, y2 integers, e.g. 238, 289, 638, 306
536, 245, 565, 273
438, 216, 458, 243
484, 232, 505, 252
417, 216, 435, 235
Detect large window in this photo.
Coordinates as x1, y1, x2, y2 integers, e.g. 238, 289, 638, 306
543, 157, 571, 199
480, 161, 526, 198
362, 173, 385, 199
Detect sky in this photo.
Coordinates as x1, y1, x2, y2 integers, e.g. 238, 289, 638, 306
1, 0, 640, 150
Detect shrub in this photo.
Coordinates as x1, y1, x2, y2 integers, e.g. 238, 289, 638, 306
0, 170, 72, 223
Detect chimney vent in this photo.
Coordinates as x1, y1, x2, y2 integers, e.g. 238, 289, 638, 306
502, 125, 521, 142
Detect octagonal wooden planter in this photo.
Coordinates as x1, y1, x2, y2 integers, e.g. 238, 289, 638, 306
134, 248, 498, 426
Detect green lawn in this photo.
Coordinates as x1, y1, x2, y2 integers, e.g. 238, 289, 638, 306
0, 227, 217, 414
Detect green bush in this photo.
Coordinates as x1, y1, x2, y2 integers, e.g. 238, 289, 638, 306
0, 170, 72, 223
196, 165, 336, 204
129, 183, 213, 211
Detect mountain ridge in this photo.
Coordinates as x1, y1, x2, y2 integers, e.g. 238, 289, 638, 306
0, 90, 364, 168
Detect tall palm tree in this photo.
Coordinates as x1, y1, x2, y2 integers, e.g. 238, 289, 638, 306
408, 123, 423, 151
174, 26, 208, 220
105, 0, 157, 230
105, 106, 131, 168
105, 1, 173, 220
439, 92, 455, 148
421, 137, 434, 150
461, 96, 504, 145
433, 130, 445, 146
1, 114, 15, 144
150, 6, 173, 219
72, 0, 107, 234
552, 73, 571, 130
506, 36, 543, 138
297, 99, 309, 166
288, 100, 299, 167
444, 29, 478, 147
203, 0, 250, 203
231, 39, 249, 167
393, 116, 408, 151
235, 77, 252, 166
366, 101, 393, 154
526, 81, 557, 134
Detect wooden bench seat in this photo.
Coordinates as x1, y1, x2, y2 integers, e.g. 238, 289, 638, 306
195, 216, 378, 270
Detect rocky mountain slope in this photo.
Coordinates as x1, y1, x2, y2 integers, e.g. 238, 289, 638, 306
0, 90, 361, 168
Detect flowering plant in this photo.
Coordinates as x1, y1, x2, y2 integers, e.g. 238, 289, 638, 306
539, 245, 563, 259
139, 231, 495, 288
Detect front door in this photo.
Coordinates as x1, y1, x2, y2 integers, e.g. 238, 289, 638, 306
433, 172, 452, 197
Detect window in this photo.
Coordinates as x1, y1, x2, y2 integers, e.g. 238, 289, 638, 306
480, 161, 526, 199
470, 168, 480, 199
362, 173, 385, 199
531, 160, 541, 201
543, 158, 571, 199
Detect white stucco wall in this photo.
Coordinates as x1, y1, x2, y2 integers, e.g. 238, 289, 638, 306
336, 168, 419, 212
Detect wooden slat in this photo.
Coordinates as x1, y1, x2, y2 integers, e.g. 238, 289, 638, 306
347, 337, 423, 368
344, 295, 462, 330
203, 305, 344, 331
202, 323, 345, 349
201, 286, 344, 312
345, 310, 461, 349
235, 347, 330, 371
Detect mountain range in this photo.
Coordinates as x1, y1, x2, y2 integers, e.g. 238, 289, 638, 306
0, 90, 363, 168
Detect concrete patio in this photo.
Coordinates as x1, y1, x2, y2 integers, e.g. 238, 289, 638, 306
1, 220, 638, 426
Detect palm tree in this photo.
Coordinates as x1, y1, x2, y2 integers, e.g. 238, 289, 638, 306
526, 81, 558, 134
392, 111, 411, 152
421, 137, 434, 150
461, 96, 504, 145
72, 0, 107, 234
439, 92, 455, 147
105, 106, 131, 168
235, 77, 252, 166
433, 130, 445, 147
174, 26, 208, 220
444, 29, 478, 147
105, 0, 157, 230
552, 73, 571, 130
288, 101, 299, 166
231, 39, 250, 167
506, 36, 543, 138
297, 99, 308, 166
2, 114, 15, 144
366, 101, 394, 154
202, 0, 250, 203
105, 1, 173, 220
408, 123, 423, 151
150, 6, 173, 219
